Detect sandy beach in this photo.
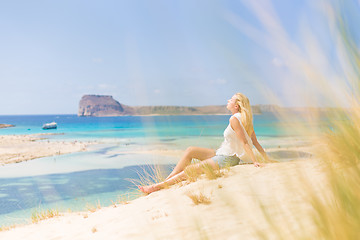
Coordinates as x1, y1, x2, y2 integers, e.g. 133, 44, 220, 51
0, 134, 92, 165
0, 155, 327, 239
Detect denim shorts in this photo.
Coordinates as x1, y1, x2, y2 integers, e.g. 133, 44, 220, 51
212, 155, 243, 168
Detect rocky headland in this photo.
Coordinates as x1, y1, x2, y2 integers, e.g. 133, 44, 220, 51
78, 95, 270, 117
78, 95, 132, 117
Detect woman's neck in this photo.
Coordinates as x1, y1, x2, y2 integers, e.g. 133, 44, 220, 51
231, 110, 240, 115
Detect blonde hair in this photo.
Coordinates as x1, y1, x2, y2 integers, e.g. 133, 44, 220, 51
235, 93, 254, 137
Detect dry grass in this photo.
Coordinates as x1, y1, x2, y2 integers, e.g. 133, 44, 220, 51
31, 208, 61, 223
130, 164, 169, 189
255, 115, 360, 240
133, 160, 228, 193
184, 165, 202, 182
185, 161, 227, 183
0, 225, 16, 232
186, 191, 212, 205
304, 111, 360, 240
111, 193, 132, 207
256, 1, 360, 239
295, 2, 360, 238
203, 163, 226, 180
86, 200, 102, 213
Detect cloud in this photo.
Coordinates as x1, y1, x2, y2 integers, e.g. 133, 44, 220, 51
215, 78, 227, 85
92, 58, 104, 63
76, 83, 118, 95
97, 84, 116, 90
98, 84, 108, 89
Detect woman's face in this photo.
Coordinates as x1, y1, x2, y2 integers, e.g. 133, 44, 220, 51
227, 95, 238, 112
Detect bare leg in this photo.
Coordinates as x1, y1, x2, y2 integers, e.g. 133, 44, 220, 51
165, 147, 215, 180
139, 159, 218, 194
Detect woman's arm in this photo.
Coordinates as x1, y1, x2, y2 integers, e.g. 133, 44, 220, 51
230, 117, 261, 167
251, 131, 270, 162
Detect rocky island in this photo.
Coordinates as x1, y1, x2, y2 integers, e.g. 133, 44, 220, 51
78, 95, 269, 117
78, 95, 132, 117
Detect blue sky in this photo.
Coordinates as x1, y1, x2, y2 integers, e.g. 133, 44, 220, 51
0, 0, 359, 114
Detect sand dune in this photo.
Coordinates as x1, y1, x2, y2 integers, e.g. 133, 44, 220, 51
0, 158, 327, 240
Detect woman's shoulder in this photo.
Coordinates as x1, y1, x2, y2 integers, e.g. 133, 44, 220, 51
229, 114, 241, 125
229, 114, 238, 121
234, 112, 241, 118
231, 113, 242, 122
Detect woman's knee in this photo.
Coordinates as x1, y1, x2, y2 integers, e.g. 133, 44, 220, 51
186, 146, 196, 152
184, 147, 215, 162
185, 146, 197, 156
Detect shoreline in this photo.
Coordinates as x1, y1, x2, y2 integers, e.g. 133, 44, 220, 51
0, 134, 94, 165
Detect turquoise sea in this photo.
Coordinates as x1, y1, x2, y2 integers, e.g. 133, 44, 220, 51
0, 113, 324, 227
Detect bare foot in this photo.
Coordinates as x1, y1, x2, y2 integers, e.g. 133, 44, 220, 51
165, 175, 173, 181
138, 184, 160, 194
254, 162, 264, 167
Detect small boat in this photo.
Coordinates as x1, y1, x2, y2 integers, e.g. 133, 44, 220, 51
42, 122, 57, 130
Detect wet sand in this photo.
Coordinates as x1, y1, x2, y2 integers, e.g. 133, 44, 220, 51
0, 134, 92, 165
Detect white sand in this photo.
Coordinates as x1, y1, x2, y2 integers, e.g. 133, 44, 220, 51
0, 158, 328, 239
0, 134, 92, 165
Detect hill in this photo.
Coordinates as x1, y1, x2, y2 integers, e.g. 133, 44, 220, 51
78, 95, 270, 117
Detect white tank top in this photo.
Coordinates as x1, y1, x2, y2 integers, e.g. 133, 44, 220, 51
216, 113, 253, 158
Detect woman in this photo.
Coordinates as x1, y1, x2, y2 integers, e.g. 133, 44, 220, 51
139, 93, 269, 194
